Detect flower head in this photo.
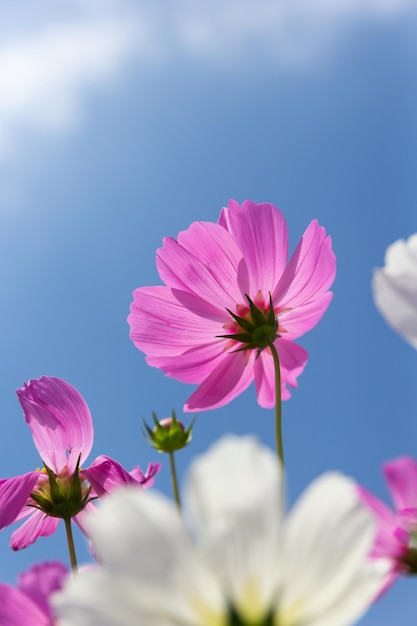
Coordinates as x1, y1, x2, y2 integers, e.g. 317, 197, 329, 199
0, 561, 68, 625
373, 232, 417, 348
128, 200, 336, 410
359, 456, 417, 587
55, 436, 387, 626
0, 376, 160, 551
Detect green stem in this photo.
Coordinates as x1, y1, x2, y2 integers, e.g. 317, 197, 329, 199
169, 450, 181, 512
269, 342, 284, 473
64, 517, 78, 572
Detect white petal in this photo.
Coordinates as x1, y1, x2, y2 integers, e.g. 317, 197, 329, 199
57, 487, 226, 625
184, 434, 283, 536
184, 435, 283, 622
56, 569, 174, 626
372, 233, 417, 348
279, 473, 389, 626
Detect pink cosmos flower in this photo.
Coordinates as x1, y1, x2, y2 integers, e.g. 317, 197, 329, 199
0, 376, 160, 550
128, 200, 336, 410
358, 456, 417, 589
0, 561, 67, 625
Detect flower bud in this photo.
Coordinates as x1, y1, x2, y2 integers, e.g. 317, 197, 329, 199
144, 411, 196, 453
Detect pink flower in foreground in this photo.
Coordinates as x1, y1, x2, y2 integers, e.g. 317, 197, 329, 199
128, 200, 336, 410
0, 376, 160, 551
0, 561, 67, 625
359, 456, 417, 589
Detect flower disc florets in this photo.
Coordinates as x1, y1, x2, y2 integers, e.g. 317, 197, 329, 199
398, 525, 417, 575
228, 605, 274, 626
30, 455, 92, 520
401, 547, 417, 574
220, 292, 279, 358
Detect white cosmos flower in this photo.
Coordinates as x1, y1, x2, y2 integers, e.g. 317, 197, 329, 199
373, 233, 417, 349
55, 436, 388, 626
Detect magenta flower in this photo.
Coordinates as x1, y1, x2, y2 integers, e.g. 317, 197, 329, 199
359, 456, 417, 588
0, 376, 160, 550
0, 561, 67, 625
128, 200, 336, 410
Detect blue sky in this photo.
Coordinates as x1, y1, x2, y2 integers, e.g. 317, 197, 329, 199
0, 1, 416, 623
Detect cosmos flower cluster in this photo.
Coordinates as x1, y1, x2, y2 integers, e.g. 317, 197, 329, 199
1, 200, 416, 626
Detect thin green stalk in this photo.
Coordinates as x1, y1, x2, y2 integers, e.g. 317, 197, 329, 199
64, 517, 78, 572
269, 342, 284, 472
169, 450, 181, 512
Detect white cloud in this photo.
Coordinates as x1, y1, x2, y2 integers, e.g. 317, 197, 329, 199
0, 15, 141, 158
165, 0, 417, 68
0, 0, 415, 163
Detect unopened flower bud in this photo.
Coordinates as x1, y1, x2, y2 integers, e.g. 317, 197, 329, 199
144, 411, 197, 453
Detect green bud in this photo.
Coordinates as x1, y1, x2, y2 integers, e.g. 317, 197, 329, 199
143, 410, 197, 453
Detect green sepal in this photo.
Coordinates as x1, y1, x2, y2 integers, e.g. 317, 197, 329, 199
225, 308, 255, 333
30, 455, 91, 520
30, 493, 54, 514
245, 294, 267, 327
68, 455, 83, 503
43, 463, 64, 504
217, 332, 253, 344
219, 292, 279, 354
266, 293, 278, 329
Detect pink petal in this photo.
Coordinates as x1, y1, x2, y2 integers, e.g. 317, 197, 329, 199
0, 472, 39, 529
73, 500, 97, 537
14, 505, 35, 523
129, 286, 223, 357
253, 351, 276, 408
396, 508, 417, 538
383, 456, 417, 511
129, 462, 161, 488
147, 341, 229, 384
219, 200, 289, 296
254, 339, 308, 408
82, 457, 131, 496
0, 583, 47, 626
184, 351, 256, 411
278, 292, 334, 340
177, 220, 250, 297
17, 376, 94, 474
156, 221, 245, 308
276, 338, 308, 393
83, 456, 155, 497
357, 486, 402, 560
18, 561, 68, 620
10, 509, 59, 551
274, 220, 336, 309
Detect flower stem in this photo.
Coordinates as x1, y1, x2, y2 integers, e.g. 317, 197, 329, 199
169, 450, 181, 512
269, 342, 284, 472
64, 517, 78, 572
